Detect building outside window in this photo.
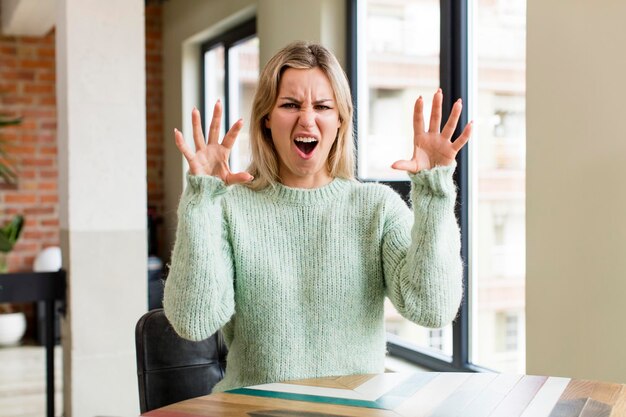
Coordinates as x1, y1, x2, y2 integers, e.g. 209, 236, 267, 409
469, 0, 526, 373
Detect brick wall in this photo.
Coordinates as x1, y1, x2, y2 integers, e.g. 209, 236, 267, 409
146, 3, 165, 259
0, 3, 165, 272
0, 28, 58, 272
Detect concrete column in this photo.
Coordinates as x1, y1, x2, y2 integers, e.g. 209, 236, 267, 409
56, 1, 147, 415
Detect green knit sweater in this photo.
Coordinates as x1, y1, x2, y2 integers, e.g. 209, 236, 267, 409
163, 165, 463, 392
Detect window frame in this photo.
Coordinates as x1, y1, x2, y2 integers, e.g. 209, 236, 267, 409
199, 18, 257, 135
348, 0, 489, 373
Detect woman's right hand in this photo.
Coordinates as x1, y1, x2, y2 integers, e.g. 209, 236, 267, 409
174, 100, 253, 185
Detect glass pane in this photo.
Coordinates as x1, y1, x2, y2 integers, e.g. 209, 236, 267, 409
363, 0, 451, 358
386, 299, 453, 357
469, 0, 526, 373
204, 45, 225, 138
359, 0, 440, 181
228, 37, 259, 172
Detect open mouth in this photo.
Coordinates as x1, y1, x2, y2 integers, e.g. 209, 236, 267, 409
294, 137, 319, 156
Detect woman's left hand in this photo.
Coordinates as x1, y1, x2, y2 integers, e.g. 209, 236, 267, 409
392, 88, 472, 173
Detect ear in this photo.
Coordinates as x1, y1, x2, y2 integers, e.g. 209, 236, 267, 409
264, 116, 271, 129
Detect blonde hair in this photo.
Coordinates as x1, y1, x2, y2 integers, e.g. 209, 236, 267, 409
246, 41, 355, 190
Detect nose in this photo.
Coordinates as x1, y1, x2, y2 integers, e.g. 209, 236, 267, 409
298, 108, 315, 128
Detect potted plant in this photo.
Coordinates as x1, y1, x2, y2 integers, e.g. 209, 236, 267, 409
0, 215, 26, 345
0, 110, 23, 272
0, 214, 24, 273
0, 110, 26, 345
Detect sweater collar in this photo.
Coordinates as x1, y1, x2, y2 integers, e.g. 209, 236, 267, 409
262, 177, 351, 205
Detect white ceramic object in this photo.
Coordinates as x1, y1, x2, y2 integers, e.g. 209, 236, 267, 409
0, 312, 27, 346
33, 246, 62, 272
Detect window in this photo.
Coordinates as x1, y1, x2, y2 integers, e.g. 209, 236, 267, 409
429, 328, 445, 352
356, 0, 440, 183
470, 0, 526, 373
350, 0, 526, 373
201, 19, 258, 171
503, 313, 520, 351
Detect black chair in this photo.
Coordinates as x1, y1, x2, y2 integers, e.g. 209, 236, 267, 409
135, 308, 228, 413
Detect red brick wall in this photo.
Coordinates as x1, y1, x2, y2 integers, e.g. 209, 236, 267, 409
146, 3, 165, 259
0, 29, 59, 272
0, 3, 165, 271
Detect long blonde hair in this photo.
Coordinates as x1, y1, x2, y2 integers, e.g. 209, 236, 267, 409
246, 41, 355, 190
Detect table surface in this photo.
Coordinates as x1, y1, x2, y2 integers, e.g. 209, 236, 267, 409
141, 372, 626, 417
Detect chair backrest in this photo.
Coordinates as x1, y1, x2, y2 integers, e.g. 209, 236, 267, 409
135, 308, 227, 413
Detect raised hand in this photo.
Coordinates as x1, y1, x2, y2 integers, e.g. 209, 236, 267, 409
174, 100, 253, 185
391, 88, 472, 173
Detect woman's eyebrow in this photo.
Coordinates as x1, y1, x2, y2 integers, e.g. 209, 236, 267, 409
278, 97, 334, 104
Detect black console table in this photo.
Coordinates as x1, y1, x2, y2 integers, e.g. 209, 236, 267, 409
0, 270, 66, 417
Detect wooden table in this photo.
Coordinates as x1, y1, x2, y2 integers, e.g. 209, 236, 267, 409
141, 372, 626, 417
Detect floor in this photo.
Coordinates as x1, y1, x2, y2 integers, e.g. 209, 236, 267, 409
0, 345, 63, 417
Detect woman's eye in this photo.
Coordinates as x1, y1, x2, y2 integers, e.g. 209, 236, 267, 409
315, 105, 331, 111
280, 103, 298, 109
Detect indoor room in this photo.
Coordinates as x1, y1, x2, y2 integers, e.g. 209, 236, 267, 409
0, 0, 624, 416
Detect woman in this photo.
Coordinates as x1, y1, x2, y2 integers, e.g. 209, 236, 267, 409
163, 41, 472, 392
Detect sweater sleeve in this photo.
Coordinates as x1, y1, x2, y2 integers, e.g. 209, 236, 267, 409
163, 174, 236, 341
382, 165, 463, 328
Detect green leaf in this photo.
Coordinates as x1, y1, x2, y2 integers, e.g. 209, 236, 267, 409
0, 160, 18, 184
0, 119, 21, 128
0, 215, 24, 253
0, 115, 21, 185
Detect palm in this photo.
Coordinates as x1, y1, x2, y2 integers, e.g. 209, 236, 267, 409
412, 132, 458, 171
392, 89, 472, 173
187, 143, 230, 178
174, 101, 253, 185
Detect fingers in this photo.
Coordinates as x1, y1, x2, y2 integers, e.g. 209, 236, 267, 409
452, 120, 473, 152
174, 128, 196, 161
391, 159, 419, 173
207, 100, 223, 145
441, 99, 462, 140
413, 96, 424, 134
221, 119, 244, 149
428, 88, 443, 133
191, 107, 206, 151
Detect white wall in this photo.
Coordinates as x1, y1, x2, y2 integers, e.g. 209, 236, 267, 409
162, 0, 346, 254
526, 0, 626, 383
257, 0, 345, 67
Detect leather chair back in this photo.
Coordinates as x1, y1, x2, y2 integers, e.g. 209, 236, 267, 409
135, 308, 227, 413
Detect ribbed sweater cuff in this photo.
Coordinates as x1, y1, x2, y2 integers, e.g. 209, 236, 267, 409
409, 164, 456, 197
186, 173, 229, 198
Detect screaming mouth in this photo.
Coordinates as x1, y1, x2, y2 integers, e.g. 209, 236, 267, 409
294, 137, 318, 155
